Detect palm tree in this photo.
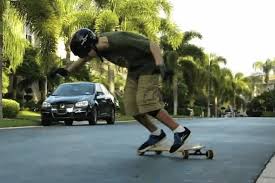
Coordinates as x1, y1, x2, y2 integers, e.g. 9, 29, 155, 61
212, 67, 238, 117
57, 0, 96, 62
16, 0, 64, 100
162, 31, 203, 115
3, 3, 27, 71
247, 74, 263, 97
231, 73, 251, 113
3, 3, 28, 99
253, 59, 275, 84
179, 57, 206, 106
0, 0, 28, 118
204, 53, 226, 117
0, 0, 7, 119
94, 9, 119, 94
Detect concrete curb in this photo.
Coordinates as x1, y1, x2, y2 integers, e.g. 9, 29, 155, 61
0, 126, 43, 130
256, 153, 275, 183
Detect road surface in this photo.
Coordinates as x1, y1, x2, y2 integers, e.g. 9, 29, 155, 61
0, 117, 274, 183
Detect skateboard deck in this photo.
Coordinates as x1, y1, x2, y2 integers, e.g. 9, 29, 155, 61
138, 140, 214, 159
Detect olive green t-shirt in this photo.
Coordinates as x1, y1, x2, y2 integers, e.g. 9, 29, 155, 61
99, 31, 156, 79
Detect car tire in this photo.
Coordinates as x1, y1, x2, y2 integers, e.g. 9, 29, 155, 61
106, 107, 115, 125
41, 117, 52, 126
64, 120, 73, 126
89, 107, 97, 125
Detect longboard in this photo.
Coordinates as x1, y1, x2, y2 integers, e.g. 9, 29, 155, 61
137, 140, 214, 159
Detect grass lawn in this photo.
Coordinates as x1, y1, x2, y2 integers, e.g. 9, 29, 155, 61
0, 111, 41, 128
0, 111, 189, 128
0, 111, 135, 128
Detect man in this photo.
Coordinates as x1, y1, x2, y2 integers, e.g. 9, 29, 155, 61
53, 28, 191, 153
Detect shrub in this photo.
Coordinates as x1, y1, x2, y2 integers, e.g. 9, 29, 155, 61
3, 99, 20, 118
262, 111, 275, 117
246, 110, 262, 117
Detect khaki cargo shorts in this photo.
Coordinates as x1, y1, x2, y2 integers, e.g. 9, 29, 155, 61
123, 74, 164, 116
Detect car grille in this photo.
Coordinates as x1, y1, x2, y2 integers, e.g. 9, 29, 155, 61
52, 103, 74, 114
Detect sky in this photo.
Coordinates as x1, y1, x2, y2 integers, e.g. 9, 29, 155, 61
170, 0, 275, 76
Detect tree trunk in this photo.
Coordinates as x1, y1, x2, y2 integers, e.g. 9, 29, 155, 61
214, 96, 218, 117
44, 76, 47, 99
233, 92, 236, 117
207, 62, 211, 117
173, 74, 178, 116
11, 73, 17, 99
0, 2, 4, 119
0, 34, 3, 119
40, 76, 47, 102
65, 40, 70, 63
108, 63, 115, 94
207, 83, 211, 117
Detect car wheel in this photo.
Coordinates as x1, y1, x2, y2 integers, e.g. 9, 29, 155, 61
64, 120, 73, 126
89, 107, 97, 125
41, 117, 52, 126
106, 107, 115, 125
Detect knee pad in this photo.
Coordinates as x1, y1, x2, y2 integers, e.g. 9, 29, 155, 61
147, 109, 161, 117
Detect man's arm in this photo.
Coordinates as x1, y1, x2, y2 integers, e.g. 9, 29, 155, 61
149, 41, 173, 81
149, 42, 164, 66
66, 47, 99, 73
66, 56, 91, 73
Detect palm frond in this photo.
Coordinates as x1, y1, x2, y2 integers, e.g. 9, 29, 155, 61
3, 4, 28, 71
183, 31, 202, 43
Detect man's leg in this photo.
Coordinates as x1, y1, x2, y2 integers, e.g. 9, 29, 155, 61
124, 75, 167, 152
133, 113, 167, 152
133, 113, 158, 133
149, 109, 178, 130
124, 75, 159, 132
137, 75, 191, 153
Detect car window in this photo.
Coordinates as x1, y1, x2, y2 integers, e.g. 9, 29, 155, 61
52, 83, 95, 96
95, 84, 103, 93
100, 84, 110, 95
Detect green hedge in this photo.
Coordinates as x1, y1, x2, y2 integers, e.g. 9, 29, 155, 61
262, 112, 275, 117
3, 99, 20, 118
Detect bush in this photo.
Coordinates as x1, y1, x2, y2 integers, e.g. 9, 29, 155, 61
3, 99, 20, 118
262, 111, 275, 117
246, 110, 262, 117
23, 100, 41, 112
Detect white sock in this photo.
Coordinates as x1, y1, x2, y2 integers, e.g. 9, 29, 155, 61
151, 129, 162, 136
173, 125, 185, 133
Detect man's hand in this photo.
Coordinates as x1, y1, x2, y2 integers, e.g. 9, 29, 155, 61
154, 65, 174, 81
49, 68, 69, 78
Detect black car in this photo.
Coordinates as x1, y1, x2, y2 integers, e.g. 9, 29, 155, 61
41, 82, 117, 126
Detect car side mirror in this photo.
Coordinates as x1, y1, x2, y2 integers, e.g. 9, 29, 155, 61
96, 92, 105, 99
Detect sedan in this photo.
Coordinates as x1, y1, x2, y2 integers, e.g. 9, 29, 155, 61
41, 82, 116, 126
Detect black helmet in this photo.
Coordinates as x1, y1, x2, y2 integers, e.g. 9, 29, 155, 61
70, 28, 98, 58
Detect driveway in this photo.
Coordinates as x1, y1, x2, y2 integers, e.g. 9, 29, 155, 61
0, 118, 275, 183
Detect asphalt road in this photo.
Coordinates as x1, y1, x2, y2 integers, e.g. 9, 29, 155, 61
0, 117, 275, 183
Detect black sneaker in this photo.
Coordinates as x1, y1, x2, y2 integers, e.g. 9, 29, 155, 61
138, 129, 167, 153
169, 127, 191, 153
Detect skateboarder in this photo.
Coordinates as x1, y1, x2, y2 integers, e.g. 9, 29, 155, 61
52, 28, 191, 153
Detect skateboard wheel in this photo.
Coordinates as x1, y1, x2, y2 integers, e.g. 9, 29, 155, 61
182, 150, 189, 159
137, 152, 145, 156
206, 150, 214, 159
155, 151, 162, 155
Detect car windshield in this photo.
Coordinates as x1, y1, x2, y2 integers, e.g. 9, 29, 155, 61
52, 83, 95, 96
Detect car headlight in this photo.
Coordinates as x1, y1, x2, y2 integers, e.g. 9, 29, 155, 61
75, 101, 89, 107
42, 102, 51, 108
